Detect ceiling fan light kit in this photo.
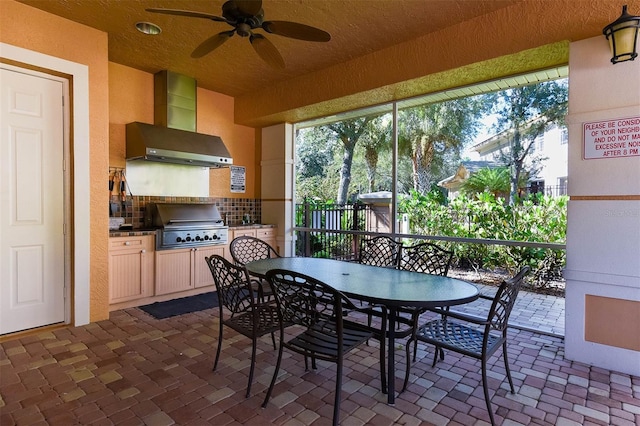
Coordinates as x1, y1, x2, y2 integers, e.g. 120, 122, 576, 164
147, 0, 331, 68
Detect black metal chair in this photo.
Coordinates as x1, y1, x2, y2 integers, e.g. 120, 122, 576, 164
357, 235, 402, 350
398, 241, 454, 276
398, 241, 455, 363
358, 235, 402, 267
262, 269, 379, 426
403, 266, 530, 426
205, 254, 281, 398
229, 235, 281, 302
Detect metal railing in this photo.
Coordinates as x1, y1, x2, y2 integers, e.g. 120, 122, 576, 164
295, 201, 370, 259
293, 200, 566, 292
527, 184, 567, 197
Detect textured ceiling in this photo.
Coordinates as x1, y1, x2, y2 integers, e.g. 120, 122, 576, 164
17, 0, 519, 97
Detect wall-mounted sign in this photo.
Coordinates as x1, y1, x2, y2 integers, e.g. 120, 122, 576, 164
583, 116, 640, 159
229, 166, 247, 192
230, 165, 246, 193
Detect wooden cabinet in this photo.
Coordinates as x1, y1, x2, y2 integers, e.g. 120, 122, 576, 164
155, 245, 227, 295
230, 226, 279, 254
194, 246, 226, 288
108, 235, 154, 303
231, 228, 256, 238
257, 228, 278, 253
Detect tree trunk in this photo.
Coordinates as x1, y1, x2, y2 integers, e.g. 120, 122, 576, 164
364, 146, 378, 192
412, 136, 434, 194
337, 143, 355, 204
509, 129, 522, 205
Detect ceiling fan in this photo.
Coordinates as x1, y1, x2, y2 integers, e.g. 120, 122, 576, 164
147, 0, 331, 69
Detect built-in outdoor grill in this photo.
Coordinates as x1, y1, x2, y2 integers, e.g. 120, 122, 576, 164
146, 203, 228, 250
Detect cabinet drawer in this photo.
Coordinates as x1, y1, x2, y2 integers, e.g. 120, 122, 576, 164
109, 236, 154, 252
256, 228, 276, 239
231, 229, 256, 239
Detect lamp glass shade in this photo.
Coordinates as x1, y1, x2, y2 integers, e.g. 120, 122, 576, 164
603, 5, 640, 63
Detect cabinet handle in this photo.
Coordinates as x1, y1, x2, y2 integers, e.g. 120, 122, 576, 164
124, 241, 131, 246
141, 249, 146, 254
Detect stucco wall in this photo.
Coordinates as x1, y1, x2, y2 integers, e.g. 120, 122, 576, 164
236, 0, 640, 127
0, 0, 110, 322
108, 63, 256, 198
565, 36, 640, 376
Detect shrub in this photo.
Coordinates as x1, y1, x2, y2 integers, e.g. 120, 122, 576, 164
399, 191, 567, 288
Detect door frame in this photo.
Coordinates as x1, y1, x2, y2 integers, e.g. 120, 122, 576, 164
1, 42, 90, 327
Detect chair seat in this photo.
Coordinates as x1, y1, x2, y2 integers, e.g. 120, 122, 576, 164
286, 320, 372, 361
224, 304, 281, 337
415, 318, 504, 359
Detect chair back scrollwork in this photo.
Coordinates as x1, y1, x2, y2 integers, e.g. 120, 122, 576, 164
488, 266, 530, 331
359, 236, 401, 267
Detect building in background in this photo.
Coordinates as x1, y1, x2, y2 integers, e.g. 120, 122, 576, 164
441, 123, 568, 199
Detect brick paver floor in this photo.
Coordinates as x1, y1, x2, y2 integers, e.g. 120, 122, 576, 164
1, 291, 637, 426
462, 285, 565, 337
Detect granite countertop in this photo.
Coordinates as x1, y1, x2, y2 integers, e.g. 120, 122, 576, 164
109, 229, 157, 237
229, 224, 276, 229
109, 223, 275, 238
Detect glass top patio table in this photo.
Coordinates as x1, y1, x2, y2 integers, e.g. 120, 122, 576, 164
245, 257, 479, 404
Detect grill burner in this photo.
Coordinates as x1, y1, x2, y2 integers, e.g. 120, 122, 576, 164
146, 203, 228, 250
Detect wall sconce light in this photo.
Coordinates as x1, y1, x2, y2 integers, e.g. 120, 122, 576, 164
603, 5, 640, 64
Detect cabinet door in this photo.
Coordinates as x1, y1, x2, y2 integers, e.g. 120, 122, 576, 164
109, 236, 154, 303
194, 246, 227, 288
155, 248, 193, 295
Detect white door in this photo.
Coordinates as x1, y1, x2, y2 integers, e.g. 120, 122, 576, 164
0, 68, 66, 334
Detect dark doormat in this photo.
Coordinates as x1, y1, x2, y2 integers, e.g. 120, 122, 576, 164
139, 292, 218, 319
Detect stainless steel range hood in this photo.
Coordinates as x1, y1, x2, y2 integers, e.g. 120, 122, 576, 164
126, 122, 232, 168
126, 71, 233, 168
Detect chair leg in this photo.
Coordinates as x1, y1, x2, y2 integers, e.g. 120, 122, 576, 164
431, 345, 439, 368
333, 358, 343, 426
270, 332, 276, 350
366, 310, 373, 346
262, 330, 285, 408
379, 334, 387, 394
502, 340, 515, 393
246, 336, 258, 398
213, 322, 224, 371
402, 337, 413, 392
481, 357, 496, 426
412, 339, 418, 362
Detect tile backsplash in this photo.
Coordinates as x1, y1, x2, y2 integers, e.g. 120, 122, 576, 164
110, 195, 262, 229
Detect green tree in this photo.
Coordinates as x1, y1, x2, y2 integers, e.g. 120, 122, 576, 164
461, 167, 510, 199
398, 95, 492, 194
295, 127, 335, 179
324, 116, 375, 204
295, 126, 340, 200
359, 116, 392, 192
492, 80, 568, 205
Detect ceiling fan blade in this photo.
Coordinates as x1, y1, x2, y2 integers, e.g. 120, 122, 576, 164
234, 0, 263, 17
146, 8, 226, 22
262, 21, 331, 42
250, 34, 285, 69
191, 31, 235, 58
